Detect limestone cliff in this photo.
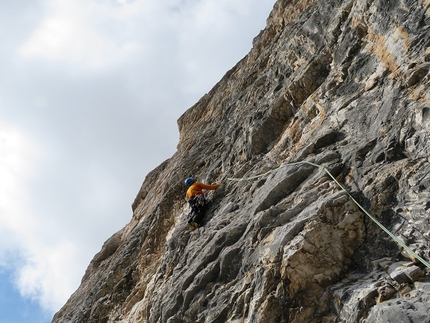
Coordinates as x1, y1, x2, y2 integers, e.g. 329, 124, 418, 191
52, 0, 430, 322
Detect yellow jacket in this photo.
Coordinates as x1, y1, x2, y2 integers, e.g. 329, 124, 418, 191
186, 182, 220, 199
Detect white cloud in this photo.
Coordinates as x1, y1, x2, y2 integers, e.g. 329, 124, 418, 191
17, 0, 141, 67
0, 120, 41, 246
17, 0, 271, 70
0, 120, 88, 312
17, 240, 78, 311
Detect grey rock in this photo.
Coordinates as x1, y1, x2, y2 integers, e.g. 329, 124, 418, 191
367, 282, 430, 323
388, 262, 423, 284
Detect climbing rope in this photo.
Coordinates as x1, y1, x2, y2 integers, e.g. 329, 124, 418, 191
226, 160, 430, 269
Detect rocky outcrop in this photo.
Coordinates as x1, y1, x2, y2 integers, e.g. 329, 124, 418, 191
52, 0, 430, 322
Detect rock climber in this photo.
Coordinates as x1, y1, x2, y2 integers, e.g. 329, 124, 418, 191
184, 177, 220, 230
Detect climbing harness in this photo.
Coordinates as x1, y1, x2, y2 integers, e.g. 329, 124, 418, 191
226, 160, 430, 270
187, 195, 207, 230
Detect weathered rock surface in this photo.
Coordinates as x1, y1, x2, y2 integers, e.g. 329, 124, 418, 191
52, 0, 430, 322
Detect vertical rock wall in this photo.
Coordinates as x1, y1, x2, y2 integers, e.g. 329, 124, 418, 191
52, 0, 430, 322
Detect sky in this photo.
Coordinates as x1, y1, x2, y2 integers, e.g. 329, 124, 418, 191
0, 0, 275, 321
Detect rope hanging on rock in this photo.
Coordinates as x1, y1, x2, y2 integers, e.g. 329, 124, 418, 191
226, 160, 430, 270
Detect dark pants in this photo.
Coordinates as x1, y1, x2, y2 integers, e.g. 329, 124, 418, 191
187, 195, 207, 225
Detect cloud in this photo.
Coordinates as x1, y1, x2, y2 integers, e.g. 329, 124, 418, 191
17, 240, 78, 311
17, 0, 141, 67
0, 120, 41, 249
0, 121, 74, 311
0, 119, 112, 312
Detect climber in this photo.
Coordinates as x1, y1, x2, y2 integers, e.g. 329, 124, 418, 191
184, 177, 220, 231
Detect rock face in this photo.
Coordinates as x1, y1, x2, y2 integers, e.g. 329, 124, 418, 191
52, 0, 430, 322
